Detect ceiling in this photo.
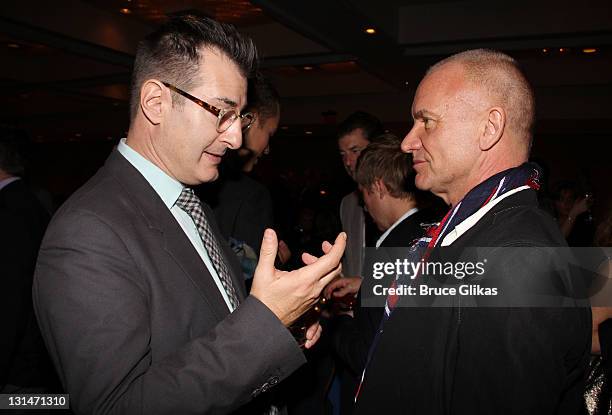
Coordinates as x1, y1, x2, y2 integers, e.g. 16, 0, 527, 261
0, 0, 611, 144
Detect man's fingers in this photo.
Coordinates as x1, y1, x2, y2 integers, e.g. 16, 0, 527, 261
321, 240, 333, 254
323, 278, 346, 298
323, 282, 339, 299
302, 232, 346, 277
278, 240, 292, 264
304, 322, 322, 349
316, 264, 343, 291
255, 229, 278, 274
333, 285, 351, 297
302, 252, 318, 265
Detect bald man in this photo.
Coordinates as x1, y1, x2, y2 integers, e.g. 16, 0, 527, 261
354, 49, 590, 414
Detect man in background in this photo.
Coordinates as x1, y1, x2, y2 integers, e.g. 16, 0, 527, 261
330, 112, 383, 413
327, 135, 435, 413
337, 111, 384, 278
0, 131, 54, 394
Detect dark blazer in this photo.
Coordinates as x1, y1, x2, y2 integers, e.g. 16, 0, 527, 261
33, 151, 305, 414
354, 190, 591, 415
331, 208, 434, 376
0, 179, 50, 387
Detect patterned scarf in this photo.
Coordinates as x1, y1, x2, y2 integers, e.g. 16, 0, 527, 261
384, 161, 541, 315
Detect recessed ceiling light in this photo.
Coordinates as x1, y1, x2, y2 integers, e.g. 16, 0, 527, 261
305, 131, 313, 135
542, 48, 548, 53
582, 48, 597, 54
365, 27, 376, 35
303, 66, 314, 71
120, 8, 131, 14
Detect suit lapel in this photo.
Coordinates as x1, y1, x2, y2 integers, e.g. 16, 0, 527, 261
104, 151, 241, 320
160, 217, 230, 319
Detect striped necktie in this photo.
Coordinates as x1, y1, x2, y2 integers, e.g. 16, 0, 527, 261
176, 187, 239, 310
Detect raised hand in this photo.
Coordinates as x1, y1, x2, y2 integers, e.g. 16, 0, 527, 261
250, 229, 345, 327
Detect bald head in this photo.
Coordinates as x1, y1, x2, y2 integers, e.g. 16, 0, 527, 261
401, 49, 537, 206
428, 49, 535, 148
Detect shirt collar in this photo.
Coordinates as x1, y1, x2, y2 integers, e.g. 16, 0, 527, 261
376, 207, 419, 248
116, 138, 183, 208
0, 176, 20, 192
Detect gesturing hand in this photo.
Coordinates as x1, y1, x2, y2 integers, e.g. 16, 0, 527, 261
250, 229, 346, 327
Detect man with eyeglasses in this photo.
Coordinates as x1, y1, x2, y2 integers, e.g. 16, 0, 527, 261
33, 15, 345, 415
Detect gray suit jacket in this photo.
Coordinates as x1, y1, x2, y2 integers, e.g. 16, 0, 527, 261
33, 151, 305, 414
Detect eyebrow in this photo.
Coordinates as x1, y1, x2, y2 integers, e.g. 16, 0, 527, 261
413, 109, 439, 119
339, 145, 365, 152
214, 96, 239, 108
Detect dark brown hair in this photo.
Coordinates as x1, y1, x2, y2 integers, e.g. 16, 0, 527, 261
246, 73, 279, 123
129, 14, 258, 120
354, 134, 417, 199
337, 111, 384, 142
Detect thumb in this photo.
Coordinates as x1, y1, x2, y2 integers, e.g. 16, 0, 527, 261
256, 229, 278, 274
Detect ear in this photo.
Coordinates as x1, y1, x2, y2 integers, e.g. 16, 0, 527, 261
373, 179, 388, 199
140, 80, 165, 125
479, 107, 505, 151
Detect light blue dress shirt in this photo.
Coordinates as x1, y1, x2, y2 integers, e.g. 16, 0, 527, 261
117, 138, 235, 312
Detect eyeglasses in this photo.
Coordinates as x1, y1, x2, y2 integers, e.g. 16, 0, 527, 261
162, 82, 255, 133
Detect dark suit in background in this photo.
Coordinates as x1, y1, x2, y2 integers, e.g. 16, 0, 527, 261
0, 178, 53, 390
199, 164, 273, 255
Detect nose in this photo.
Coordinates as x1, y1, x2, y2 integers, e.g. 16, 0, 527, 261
222, 121, 243, 150
401, 126, 421, 154
348, 153, 360, 168
341, 154, 350, 167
